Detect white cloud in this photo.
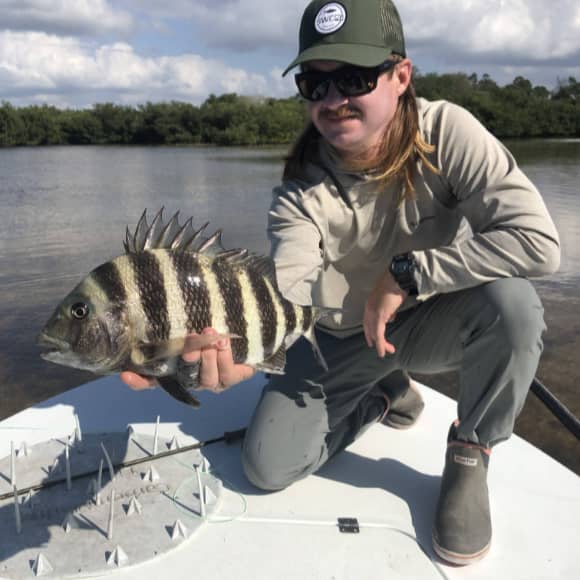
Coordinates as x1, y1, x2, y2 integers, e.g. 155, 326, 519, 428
0, 0, 133, 36
0, 31, 296, 107
400, 0, 580, 65
122, 0, 580, 65
125, 0, 305, 52
1, 0, 579, 106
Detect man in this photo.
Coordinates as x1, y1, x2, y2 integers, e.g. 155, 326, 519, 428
123, 0, 560, 565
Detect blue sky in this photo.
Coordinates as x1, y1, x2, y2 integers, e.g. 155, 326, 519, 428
1, 0, 579, 108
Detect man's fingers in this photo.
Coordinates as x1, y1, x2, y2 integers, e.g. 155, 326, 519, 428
381, 338, 396, 356
124, 328, 252, 395
373, 317, 390, 357
215, 337, 237, 387
120, 371, 157, 390
216, 337, 256, 387
363, 310, 397, 358
364, 326, 373, 348
198, 329, 220, 389
182, 333, 202, 363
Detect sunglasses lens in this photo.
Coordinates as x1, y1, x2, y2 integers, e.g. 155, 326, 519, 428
296, 73, 330, 101
295, 62, 391, 101
336, 69, 376, 96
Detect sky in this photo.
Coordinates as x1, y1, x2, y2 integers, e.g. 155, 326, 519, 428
1, 0, 579, 108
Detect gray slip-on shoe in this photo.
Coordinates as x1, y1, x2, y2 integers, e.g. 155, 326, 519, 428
432, 438, 492, 565
379, 379, 425, 429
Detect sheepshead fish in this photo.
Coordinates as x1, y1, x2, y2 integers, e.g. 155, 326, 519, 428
37, 209, 331, 408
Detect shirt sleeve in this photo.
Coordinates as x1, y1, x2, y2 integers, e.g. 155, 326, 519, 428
413, 102, 561, 300
268, 181, 324, 306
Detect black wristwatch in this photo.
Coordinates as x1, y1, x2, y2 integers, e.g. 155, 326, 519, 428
389, 253, 418, 296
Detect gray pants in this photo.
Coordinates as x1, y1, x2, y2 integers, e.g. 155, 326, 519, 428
242, 278, 545, 491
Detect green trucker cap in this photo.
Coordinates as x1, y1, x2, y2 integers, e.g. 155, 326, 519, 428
283, 0, 406, 76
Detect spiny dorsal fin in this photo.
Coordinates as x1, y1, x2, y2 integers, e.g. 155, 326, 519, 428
250, 255, 277, 282
182, 222, 210, 252
170, 217, 194, 250
215, 249, 277, 282
143, 208, 165, 249
124, 209, 226, 255
156, 211, 181, 248
197, 230, 223, 254
216, 248, 249, 261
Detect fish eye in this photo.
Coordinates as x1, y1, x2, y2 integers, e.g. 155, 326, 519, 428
71, 302, 90, 320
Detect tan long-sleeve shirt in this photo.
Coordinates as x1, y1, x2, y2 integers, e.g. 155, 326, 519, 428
268, 98, 561, 337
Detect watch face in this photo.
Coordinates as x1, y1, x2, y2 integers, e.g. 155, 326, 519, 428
391, 255, 417, 295
393, 259, 412, 275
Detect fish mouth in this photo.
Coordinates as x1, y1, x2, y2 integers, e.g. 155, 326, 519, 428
37, 332, 70, 355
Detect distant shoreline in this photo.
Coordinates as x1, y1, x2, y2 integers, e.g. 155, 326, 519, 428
1, 74, 579, 147
2, 138, 580, 149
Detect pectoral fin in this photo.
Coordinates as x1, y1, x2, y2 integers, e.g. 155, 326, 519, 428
157, 375, 201, 408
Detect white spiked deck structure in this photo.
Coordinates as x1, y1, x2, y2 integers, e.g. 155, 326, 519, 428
0, 374, 578, 580
0, 428, 222, 578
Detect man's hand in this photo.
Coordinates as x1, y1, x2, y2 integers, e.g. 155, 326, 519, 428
120, 328, 256, 393
363, 270, 407, 358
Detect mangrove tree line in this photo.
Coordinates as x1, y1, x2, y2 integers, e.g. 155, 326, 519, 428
0, 73, 578, 147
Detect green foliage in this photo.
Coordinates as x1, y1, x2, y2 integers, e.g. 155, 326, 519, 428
0, 94, 308, 147
414, 72, 579, 138
0, 102, 26, 146
18, 105, 64, 145
135, 102, 201, 144
61, 110, 104, 144
1, 73, 578, 147
199, 94, 307, 146
91, 103, 138, 144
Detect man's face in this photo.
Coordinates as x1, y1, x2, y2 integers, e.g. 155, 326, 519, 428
305, 59, 412, 159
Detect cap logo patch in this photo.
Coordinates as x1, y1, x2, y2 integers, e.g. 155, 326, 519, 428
314, 2, 347, 35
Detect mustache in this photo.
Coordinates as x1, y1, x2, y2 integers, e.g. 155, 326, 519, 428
319, 105, 362, 120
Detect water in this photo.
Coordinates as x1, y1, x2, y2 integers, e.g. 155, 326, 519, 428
1, 142, 579, 473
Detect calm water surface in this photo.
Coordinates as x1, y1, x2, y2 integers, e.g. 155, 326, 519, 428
1, 142, 579, 473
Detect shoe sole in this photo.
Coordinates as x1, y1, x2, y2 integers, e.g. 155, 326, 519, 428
432, 534, 491, 566
383, 380, 425, 430
383, 413, 423, 429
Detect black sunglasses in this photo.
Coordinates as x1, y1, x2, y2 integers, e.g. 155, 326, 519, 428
295, 61, 395, 102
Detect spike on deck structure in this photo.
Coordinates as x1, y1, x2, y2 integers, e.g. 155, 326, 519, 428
61, 512, 76, 533
107, 545, 129, 567
31, 554, 54, 577
125, 495, 143, 516
170, 519, 188, 539
142, 465, 160, 482
0, 431, 222, 578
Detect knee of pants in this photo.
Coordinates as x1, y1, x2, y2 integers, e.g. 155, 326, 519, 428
476, 278, 546, 351
241, 452, 285, 491
241, 443, 317, 491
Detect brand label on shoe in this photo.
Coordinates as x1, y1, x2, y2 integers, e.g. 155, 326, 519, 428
454, 454, 478, 467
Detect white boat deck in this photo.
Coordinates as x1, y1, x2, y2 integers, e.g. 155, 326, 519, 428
1, 375, 578, 579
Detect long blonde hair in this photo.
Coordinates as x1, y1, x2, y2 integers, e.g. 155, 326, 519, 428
283, 60, 438, 203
